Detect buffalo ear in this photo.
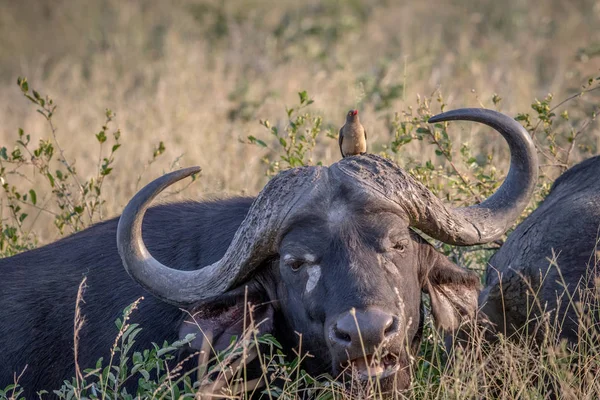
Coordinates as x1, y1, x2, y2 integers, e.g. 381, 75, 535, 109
179, 288, 275, 356
422, 253, 480, 332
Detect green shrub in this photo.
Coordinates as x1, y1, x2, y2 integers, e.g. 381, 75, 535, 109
0, 79, 174, 257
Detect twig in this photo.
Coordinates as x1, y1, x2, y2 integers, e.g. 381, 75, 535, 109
531, 85, 600, 139
426, 126, 483, 203
44, 109, 85, 194
10, 366, 28, 399
563, 108, 598, 169
73, 277, 88, 400
33, 103, 83, 223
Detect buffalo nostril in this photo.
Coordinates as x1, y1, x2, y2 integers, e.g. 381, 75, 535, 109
384, 316, 399, 338
332, 324, 352, 345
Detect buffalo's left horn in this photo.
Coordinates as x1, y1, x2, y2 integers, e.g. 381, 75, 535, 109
420, 108, 538, 244
117, 165, 322, 307
336, 108, 538, 245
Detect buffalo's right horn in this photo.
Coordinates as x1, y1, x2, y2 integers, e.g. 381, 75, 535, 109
117, 165, 324, 307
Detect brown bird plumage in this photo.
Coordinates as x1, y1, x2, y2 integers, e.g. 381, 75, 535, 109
339, 109, 367, 158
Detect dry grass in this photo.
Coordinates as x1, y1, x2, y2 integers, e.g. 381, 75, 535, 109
1, 1, 600, 398
48, 257, 600, 400
1, 0, 599, 242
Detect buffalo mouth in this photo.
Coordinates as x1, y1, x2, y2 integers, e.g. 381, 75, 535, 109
343, 353, 401, 381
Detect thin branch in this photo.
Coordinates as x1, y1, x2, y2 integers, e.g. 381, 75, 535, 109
531, 85, 600, 139
73, 277, 87, 400
44, 110, 85, 193
563, 108, 598, 168
426, 127, 483, 203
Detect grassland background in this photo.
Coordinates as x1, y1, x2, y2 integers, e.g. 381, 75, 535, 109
0, 0, 599, 243
2, 1, 600, 398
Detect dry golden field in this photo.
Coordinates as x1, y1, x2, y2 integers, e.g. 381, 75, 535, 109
2, 1, 600, 398
1, 0, 599, 243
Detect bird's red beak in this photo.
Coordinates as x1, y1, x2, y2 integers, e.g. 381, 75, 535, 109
352, 110, 358, 116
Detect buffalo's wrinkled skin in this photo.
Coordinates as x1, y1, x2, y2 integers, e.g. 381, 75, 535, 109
480, 155, 600, 342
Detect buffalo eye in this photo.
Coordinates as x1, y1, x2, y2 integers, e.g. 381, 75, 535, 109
284, 258, 305, 272
392, 240, 409, 253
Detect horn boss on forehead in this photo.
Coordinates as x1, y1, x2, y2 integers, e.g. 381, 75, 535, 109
333, 108, 537, 245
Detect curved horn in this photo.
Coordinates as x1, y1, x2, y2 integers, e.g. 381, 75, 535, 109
117, 166, 322, 307
335, 108, 537, 245
422, 108, 538, 244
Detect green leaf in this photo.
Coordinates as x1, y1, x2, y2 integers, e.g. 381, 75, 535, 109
19, 78, 29, 92
46, 173, 55, 187
515, 114, 529, 121
298, 90, 308, 104
156, 346, 177, 357
153, 141, 165, 158
29, 189, 37, 205
96, 131, 107, 143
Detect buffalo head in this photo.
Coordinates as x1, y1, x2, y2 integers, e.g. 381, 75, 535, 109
116, 108, 537, 392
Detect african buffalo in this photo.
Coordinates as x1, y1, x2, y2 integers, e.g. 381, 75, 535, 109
480, 155, 600, 343
0, 108, 538, 397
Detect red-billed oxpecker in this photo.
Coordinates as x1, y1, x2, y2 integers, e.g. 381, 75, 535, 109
339, 109, 367, 158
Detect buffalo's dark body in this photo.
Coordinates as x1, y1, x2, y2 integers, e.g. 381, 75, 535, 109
481, 156, 600, 342
0, 198, 254, 396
